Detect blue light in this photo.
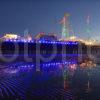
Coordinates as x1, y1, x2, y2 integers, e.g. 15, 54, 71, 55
28, 40, 31, 43
48, 64, 50, 66
20, 40, 23, 42
13, 39, 16, 42
42, 41, 45, 43
10, 39, 12, 42
39, 41, 41, 43
45, 41, 48, 43
17, 40, 20, 42
53, 41, 55, 44
25, 40, 27, 43
3, 39, 78, 46
31, 65, 34, 67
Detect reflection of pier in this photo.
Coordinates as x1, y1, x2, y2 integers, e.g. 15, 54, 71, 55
0, 41, 78, 63
91, 45, 100, 64
0, 40, 99, 63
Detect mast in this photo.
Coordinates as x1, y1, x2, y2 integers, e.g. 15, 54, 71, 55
60, 13, 70, 40
86, 15, 91, 39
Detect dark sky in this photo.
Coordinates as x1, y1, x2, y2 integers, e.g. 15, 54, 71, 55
0, 0, 100, 41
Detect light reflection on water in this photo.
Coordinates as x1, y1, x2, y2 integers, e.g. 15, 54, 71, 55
0, 61, 100, 100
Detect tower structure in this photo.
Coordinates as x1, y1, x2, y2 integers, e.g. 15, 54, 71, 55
86, 15, 92, 39
85, 15, 96, 45
60, 13, 70, 40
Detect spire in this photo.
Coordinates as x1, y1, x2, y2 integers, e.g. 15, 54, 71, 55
60, 13, 70, 40
86, 15, 91, 39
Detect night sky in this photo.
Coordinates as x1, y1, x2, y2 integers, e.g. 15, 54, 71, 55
0, 0, 100, 42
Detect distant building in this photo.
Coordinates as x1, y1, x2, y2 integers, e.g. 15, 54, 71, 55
1, 33, 33, 42
2, 33, 20, 40
35, 32, 58, 41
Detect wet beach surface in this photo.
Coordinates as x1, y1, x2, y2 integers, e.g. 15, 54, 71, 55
0, 61, 99, 100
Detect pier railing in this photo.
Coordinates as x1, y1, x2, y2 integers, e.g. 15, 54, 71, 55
0, 40, 99, 64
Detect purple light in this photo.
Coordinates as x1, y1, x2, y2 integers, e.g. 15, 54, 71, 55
3, 39, 78, 46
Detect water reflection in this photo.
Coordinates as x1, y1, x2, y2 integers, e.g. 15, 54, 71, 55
0, 60, 99, 100
85, 71, 92, 93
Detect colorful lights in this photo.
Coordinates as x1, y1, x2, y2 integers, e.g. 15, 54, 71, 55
69, 63, 77, 71
4, 68, 19, 74
42, 61, 77, 68
60, 13, 70, 40
84, 39, 96, 45
38, 40, 78, 45
3, 34, 20, 40
18, 64, 34, 69
6, 61, 77, 70
3, 39, 78, 45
